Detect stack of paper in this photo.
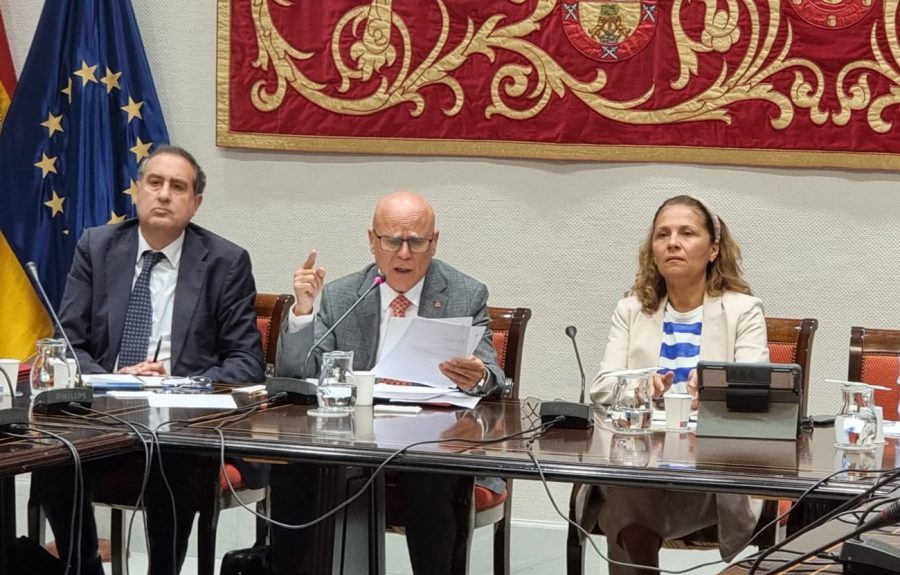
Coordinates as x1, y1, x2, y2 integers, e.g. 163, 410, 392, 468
373, 383, 481, 409
372, 315, 485, 389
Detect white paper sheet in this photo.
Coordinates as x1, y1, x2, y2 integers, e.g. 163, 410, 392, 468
373, 316, 485, 387
147, 394, 236, 410
107, 391, 154, 399
373, 383, 482, 408
82, 374, 144, 385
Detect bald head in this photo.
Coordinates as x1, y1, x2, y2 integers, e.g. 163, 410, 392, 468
372, 191, 436, 231
368, 191, 439, 293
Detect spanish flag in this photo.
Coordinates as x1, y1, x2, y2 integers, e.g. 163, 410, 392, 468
0, 7, 52, 360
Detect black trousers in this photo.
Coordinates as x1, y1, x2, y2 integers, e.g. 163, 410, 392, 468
269, 464, 463, 575
32, 452, 205, 575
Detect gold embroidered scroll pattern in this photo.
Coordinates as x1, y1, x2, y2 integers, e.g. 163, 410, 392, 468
247, 0, 861, 129
834, 1, 900, 132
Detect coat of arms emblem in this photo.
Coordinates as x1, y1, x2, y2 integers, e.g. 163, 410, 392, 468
561, 1, 658, 62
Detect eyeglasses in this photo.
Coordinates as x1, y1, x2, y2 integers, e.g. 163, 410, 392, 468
373, 233, 434, 253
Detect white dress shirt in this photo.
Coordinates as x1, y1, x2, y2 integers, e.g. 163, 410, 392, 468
114, 230, 184, 374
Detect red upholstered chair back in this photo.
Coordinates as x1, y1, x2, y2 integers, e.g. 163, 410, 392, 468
254, 293, 294, 375
849, 326, 900, 420
487, 307, 532, 399
765, 317, 818, 418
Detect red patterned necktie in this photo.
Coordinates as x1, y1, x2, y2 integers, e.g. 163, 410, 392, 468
383, 295, 414, 386
390, 294, 411, 318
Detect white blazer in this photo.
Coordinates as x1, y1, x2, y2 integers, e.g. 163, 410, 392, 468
590, 291, 770, 406
580, 290, 770, 560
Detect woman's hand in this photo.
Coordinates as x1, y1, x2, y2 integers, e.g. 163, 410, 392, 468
687, 369, 699, 410
649, 371, 674, 398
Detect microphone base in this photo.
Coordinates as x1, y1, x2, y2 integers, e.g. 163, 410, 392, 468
32, 387, 94, 415
0, 408, 29, 431
540, 401, 593, 430
841, 536, 900, 574
266, 377, 317, 405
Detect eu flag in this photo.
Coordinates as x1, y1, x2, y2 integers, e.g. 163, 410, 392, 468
0, 0, 169, 356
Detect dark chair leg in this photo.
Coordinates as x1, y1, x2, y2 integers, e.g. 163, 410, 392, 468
27, 482, 45, 544
254, 491, 269, 547
111, 508, 125, 575
450, 476, 475, 575
198, 495, 221, 575
565, 520, 586, 575
492, 489, 512, 575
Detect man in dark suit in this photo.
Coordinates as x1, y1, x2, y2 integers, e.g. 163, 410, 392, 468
269, 192, 502, 575
32, 145, 265, 575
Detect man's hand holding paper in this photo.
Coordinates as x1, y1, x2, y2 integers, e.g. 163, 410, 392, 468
373, 315, 485, 388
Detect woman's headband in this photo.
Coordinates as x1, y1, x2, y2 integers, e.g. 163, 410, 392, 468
692, 196, 721, 242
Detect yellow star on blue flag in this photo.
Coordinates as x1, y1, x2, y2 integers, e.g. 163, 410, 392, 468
0, 0, 169, 350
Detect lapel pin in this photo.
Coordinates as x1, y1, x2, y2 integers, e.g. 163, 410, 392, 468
433, 301, 442, 309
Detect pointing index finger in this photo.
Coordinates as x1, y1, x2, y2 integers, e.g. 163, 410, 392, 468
302, 249, 317, 270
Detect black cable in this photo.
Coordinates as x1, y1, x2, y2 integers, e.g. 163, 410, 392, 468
63, 404, 162, 575
737, 464, 900, 566
164, 412, 565, 532
747, 465, 900, 574
6, 424, 84, 575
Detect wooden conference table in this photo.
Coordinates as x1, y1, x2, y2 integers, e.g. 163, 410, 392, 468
0, 404, 134, 573
20, 394, 900, 573
43, 394, 897, 573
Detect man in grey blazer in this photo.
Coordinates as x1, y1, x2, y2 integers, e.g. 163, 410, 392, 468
269, 192, 502, 575
33, 145, 265, 575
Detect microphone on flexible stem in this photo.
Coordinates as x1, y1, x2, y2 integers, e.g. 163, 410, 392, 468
24, 261, 92, 414
539, 325, 593, 430
267, 274, 385, 405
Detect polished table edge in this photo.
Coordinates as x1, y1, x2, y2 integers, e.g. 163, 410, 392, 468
150, 430, 891, 501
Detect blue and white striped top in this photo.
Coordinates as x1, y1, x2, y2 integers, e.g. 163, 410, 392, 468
658, 304, 703, 393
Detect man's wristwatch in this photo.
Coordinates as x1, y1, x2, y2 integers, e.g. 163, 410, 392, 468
463, 367, 491, 397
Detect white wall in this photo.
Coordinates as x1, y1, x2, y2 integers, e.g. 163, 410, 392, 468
5, 1, 900, 526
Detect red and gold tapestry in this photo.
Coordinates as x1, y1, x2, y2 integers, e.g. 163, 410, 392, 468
218, 1, 900, 170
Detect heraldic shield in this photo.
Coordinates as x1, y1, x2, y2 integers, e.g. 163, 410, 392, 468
560, 1, 658, 62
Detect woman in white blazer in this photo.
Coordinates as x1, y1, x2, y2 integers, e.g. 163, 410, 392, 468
578, 195, 769, 575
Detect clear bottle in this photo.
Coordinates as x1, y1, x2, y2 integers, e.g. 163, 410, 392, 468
834, 383, 878, 450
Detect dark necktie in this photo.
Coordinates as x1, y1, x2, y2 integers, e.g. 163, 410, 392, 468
118, 250, 165, 368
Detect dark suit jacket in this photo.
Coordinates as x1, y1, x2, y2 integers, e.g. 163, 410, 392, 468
275, 259, 504, 395
60, 219, 265, 384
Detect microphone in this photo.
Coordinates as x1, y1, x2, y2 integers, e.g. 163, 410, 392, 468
566, 326, 587, 403
836, 501, 900, 573
268, 274, 384, 405
24, 261, 92, 413
858, 500, 900, 533
304, 274, 384, 371
539, 325, 593, 430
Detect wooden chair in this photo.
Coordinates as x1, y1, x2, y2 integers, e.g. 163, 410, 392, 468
28, 292, 293, 575
765, 317, 819, 418
565, 316, 819, 575
848, 326, 900, 419
385, 306, 532, 575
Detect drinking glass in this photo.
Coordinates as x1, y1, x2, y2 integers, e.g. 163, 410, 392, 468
608, 372, 654, 433
312, 351, 356, 416
30, 338, 67, 394
834, 383, 878, 450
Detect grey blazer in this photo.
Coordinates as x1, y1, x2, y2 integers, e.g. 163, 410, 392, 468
276, 259, 504, 395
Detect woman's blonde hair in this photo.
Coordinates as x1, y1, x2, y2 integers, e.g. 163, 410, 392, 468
629, 195, 751, 314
